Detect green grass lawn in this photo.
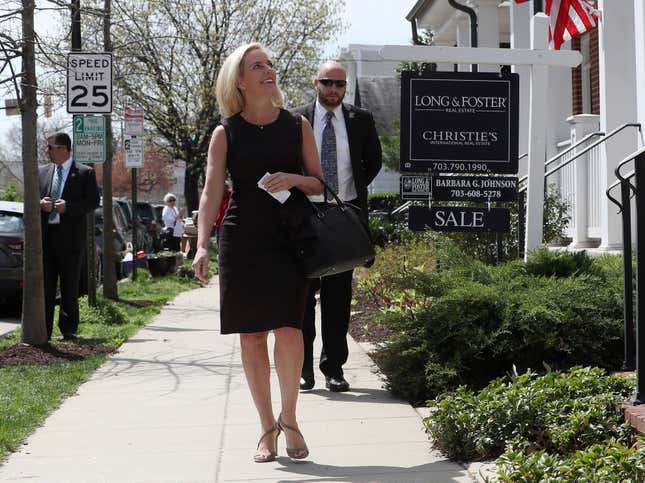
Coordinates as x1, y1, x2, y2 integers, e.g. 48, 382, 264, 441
0, 252, 215, 462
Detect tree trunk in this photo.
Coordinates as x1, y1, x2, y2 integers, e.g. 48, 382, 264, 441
20, 0, 48, 346
184, 159, 200, 214
102, 0, 117, 299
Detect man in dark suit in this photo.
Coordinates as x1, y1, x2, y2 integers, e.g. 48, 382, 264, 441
39, 132, 100, 341
293, 61, 382, 392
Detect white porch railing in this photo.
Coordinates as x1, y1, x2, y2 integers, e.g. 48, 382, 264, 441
554, 138, 603, 241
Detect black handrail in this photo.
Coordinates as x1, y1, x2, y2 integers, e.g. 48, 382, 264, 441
604, 145, 645, 398
608, 150, 644, 372
544, 123, 641, 180
545, 131, 606, 169
518, 130, 607, 190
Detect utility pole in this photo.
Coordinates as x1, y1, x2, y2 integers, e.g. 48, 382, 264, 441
20, 0, 48, 346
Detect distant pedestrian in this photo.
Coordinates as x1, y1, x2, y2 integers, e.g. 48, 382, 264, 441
192, 42, 323, 463
161, 193, 184, 251
39, 132, 100, 341
293, 61, 382, 393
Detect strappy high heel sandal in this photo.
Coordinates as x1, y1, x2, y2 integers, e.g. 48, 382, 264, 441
254, 424, 280, 463
277, 413, 309, 459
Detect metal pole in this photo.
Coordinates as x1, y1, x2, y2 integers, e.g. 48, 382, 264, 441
448, 0, 478, 71
496, 201, 503, 263
620, 180, 636, 370
71, 0, 96, 305
518, 190, 526, 259
131, 168, 138, 280
633, 151, 645, 404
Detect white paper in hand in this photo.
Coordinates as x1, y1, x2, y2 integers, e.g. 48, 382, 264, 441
257, 172, 291, 204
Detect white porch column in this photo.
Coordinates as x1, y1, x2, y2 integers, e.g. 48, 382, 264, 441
634, 0, 645, 127
455, 15, 471, 72
474, 0, 500, 72
510, 0, 531, 175
525, 13, 550, 255
598, 0, 639, 251
568, 114, 601, 248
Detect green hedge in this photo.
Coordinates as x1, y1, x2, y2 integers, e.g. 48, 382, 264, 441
360, 241, 625, 404
494, 440, 645, 482
367, 192, 399, 212
425, 367, 633, 461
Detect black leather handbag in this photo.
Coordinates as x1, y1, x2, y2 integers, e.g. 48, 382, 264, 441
281, 179, 375, 278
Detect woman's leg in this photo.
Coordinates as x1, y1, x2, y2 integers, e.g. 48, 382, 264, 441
239, 332, 277, 454
273, 327, 307, 451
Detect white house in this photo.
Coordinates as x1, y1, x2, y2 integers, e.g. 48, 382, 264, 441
339, 44, 401, 194
405, 0, 643, 251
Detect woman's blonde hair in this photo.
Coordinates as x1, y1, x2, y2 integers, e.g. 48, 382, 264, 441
216, 42, 284, 118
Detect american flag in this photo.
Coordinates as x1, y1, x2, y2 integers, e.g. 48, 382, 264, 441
515, 0, 599, 50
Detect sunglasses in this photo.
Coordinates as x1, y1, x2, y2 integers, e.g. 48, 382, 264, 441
318, 78, 347, 88
46, 145, 63, 150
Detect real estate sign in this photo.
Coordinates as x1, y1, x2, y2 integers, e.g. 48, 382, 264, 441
400, 71, 519, 174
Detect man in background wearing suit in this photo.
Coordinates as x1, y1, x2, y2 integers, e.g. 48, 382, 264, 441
293, 61, 382, 392
39, 132, 100, 341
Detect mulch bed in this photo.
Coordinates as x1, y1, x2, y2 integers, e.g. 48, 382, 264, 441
0, 342, 115, 368
348, 290, 395, 343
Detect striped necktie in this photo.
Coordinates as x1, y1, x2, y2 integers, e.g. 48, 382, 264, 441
321, 110, 338, 196
49, 165, 63, 221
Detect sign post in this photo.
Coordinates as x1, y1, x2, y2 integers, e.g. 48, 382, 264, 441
123, 104, 144, 279
67, 52, 112, 302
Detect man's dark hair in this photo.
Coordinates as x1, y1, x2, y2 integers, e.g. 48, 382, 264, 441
52, 132, 72, 151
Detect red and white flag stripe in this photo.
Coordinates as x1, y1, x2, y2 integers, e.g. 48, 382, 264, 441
546, 0, 599, 49
514, 0, 599, 50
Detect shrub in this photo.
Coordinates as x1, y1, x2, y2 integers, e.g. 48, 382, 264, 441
525, 247, 594, 277
0, 182, 22, 202
361, 241, 624, 404
425, 367, 634, 461
493, 441, 645, 482
79, 296, 128, 325
367, 192, 400, 212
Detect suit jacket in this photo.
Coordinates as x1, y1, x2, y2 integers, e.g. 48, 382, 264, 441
39, 161, 100, 253
292, 102, 382, 220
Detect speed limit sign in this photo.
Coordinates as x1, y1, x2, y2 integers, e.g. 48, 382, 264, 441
67, 52, 112, 114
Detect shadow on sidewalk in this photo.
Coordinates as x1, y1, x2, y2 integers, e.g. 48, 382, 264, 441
271, 459, 466, 482
303, 387, 405, 405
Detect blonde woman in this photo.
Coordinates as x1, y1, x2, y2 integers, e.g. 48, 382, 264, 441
192, 43, 323, 462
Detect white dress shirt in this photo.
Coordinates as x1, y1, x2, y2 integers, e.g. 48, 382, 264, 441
48, 156, 73, 224
309, 101, 357, 202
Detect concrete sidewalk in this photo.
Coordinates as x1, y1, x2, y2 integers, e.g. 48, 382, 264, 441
0, 278, 473, 483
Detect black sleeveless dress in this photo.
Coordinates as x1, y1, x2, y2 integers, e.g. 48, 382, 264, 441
218, 109, 309, 334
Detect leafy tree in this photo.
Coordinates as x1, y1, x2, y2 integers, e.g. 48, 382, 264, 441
380, 119, 400, 172
45, 0, 346, 212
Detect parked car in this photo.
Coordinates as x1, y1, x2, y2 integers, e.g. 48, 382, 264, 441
137, 201, 161, 251
0, 201, 23, 303
152, 204, 164, 227
94, 205, 127, 280
114, 198, 152, 252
